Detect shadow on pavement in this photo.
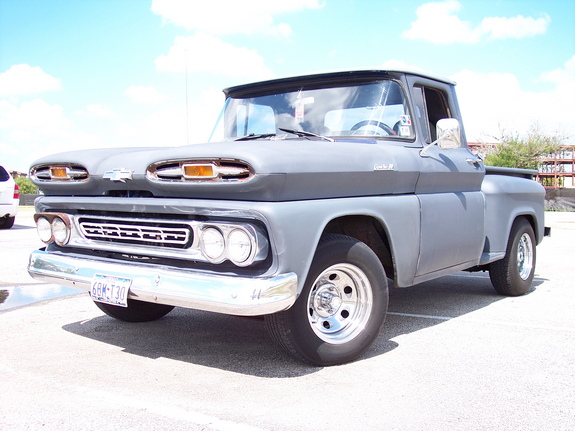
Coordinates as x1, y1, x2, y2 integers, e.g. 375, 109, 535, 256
62, 272, 547, 377
10, 223, 35, 230
63, 307, 325, 378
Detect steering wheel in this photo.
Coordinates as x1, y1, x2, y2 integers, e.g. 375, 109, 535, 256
350, 120, 395, 136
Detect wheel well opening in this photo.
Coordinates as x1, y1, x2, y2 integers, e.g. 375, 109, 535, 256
515, 214, 537, 241
323, 215, 394, 280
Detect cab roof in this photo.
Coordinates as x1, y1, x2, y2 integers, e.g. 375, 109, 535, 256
224, 70, 456, 98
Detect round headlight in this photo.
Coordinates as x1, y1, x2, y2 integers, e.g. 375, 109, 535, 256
36, 216, 53, 243
52, 217, 70, 245
227, 228, 253, 265
200, 227, 225, 261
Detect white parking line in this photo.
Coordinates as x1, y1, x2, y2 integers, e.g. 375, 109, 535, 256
387, 311, 575, 332
88, 389, 269, 431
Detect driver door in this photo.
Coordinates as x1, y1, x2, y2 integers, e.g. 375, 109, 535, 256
406, 76, 486, 280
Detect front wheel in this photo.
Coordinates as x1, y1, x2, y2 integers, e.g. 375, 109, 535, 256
265, 234, 388, 366
489, 218, 536, 296
94, 299, 175, 322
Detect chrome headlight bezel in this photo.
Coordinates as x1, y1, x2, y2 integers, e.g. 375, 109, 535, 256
34, 213, 72, 246
51, 217, 71, 246
198, 223, 267, 267
199, 227, 226, 262
36, 216, 53, 243
227, 228, 253, 265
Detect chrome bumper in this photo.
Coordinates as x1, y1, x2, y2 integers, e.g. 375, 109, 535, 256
28, 249, 297, 316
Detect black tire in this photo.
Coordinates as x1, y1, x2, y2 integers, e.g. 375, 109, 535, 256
489, 218, 536, 296
0, 216, 15, 229
265, 234, 388, 366
94, 299, 175, 322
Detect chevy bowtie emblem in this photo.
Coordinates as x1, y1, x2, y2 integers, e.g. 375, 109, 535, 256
103, 168, 134, 182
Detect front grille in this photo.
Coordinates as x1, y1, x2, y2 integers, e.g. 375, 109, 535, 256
78, 218, 192, 248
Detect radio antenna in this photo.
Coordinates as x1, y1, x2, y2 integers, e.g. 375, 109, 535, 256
185, 49, 189, 145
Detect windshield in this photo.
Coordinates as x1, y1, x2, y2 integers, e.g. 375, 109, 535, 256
209, 80, 415, 142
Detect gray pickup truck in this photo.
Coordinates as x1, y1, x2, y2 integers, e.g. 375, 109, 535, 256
28, 70, 548, 366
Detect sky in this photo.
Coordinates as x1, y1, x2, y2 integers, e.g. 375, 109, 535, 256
0, 0, 574, 172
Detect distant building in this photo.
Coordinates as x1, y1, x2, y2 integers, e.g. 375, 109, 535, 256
9, 170, 28, 179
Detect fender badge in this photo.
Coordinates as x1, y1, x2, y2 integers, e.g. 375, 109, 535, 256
374, 163, 394, 171
103, 168, 134, 182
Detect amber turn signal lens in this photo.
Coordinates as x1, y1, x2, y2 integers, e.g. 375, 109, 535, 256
50, 167, 68, 179
183, 164, 215, 178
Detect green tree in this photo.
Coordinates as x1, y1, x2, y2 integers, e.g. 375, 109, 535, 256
483, 125, 564, 169
15, 177, 39, 194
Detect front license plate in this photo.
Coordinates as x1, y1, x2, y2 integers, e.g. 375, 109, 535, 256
90, 274, 131, 307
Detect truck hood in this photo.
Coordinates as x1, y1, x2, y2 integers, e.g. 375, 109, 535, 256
30, 139, 421, 201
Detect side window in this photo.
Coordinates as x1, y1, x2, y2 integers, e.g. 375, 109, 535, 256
412, 87, 430, 143
413, 86, 450, 143
0, 166, 10, 182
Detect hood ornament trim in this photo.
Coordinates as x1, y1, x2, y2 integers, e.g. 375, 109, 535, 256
147, 159, 253, 183
103, 168, 134, 183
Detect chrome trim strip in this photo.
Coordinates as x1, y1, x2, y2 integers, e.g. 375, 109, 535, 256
30, 164, 89, 182
79, 221, 191, 246
147, 158, 253, 183
65, 214, 268, 265
28, 249, 297, 316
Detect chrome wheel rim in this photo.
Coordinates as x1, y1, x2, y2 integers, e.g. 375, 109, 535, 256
517, 232, 534, 280
307, 263, 373, 344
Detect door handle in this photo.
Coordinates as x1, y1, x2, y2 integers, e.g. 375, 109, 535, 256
466, 158, 482, 166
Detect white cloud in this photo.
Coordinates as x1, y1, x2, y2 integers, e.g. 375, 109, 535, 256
76, 104, 116, 118
481, 14, 550, 40
540, 54, 575, 92
116, 107, 187, 145
0, 98, 93, 170
116, 88, 223, 146
538, 55, 575, 136
403, 0, 550, 45
451, 55, 575, 142
0, 64, 61, 97
0, 98, 71, 139
150, 0, 324, 36
402, 1, 480, 44
155, 33, 273, 80
124, 85, 168, 104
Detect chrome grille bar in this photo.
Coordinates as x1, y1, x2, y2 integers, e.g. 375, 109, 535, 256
79, 221, 191, 247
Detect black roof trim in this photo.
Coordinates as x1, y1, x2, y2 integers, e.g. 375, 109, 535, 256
223, 70, 455, 98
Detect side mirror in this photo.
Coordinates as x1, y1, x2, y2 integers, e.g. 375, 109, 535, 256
436, 118, 461, 150
420, 118, 462, 157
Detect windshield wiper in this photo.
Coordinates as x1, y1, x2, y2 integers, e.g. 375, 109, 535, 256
278, 128, 334, 142
235, 133, 276, 141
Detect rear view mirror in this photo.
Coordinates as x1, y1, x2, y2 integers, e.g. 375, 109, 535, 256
436, 118, 461, 150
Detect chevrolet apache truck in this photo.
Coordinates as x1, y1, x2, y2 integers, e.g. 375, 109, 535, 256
28, 70, 548, 366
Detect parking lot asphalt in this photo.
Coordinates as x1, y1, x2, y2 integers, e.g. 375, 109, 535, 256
1, 210, 574, 430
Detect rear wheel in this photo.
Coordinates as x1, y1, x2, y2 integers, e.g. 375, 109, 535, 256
94, 299, 175, 322
489, 218, 536, 296
266, 234, 388, 366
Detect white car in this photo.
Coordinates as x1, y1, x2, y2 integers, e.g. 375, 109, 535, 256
0, 165, 19, 229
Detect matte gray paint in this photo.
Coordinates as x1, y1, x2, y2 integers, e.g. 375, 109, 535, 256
28, 70, 547, 313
